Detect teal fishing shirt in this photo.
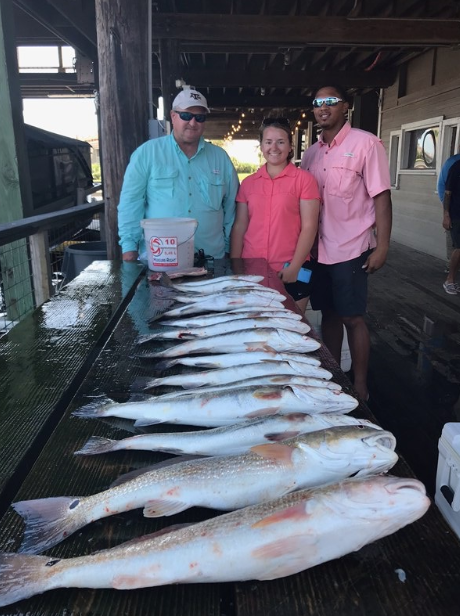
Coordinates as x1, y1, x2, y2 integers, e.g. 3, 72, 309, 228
118, 133, 239, 258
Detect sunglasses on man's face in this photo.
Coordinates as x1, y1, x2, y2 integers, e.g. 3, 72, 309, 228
312, 97, 344, 108
176, 111, 207, 123
261, 117, 291, 127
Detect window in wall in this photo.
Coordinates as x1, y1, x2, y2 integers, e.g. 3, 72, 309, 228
405, 127, 438, 170
400, 117, 443, 173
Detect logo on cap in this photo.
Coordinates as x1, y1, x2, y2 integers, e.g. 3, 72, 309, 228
190, 92, 201, 100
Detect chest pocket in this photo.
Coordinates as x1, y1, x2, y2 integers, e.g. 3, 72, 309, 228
328, 158, 362, 200
151, 167, 179, 198
198, 175, 225, 211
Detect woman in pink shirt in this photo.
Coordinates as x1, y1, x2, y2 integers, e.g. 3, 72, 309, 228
230, 118, 320, 312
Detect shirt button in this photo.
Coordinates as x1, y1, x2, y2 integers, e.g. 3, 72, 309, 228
189, 176, 192, 180
189, 193, 192, 196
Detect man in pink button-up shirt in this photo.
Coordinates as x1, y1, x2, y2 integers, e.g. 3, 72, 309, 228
301, 85, 392, 402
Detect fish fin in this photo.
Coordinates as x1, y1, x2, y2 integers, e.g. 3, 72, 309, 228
252, 537, 316, 579
133, 417, 164, 427
246, 407, 280, 418
0, 553, 55, 607
264, 430, 301, 442
250, 443, 294, 464
143, 499, 190, 517
74, 436, 120, 456
127, 393, 155, 403
13, 496, 86, 554
244, 343, 277, 352
72, 397, 116, 418
146, 301, 176, 323
252, 502, 309, 530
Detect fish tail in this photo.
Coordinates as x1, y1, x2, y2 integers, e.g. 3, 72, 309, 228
154, 358, 177, 370
158, 272, 174, 288
0, 552, 54, 607
13, 496, 86, 554
72, 397, 115, 418
74, 436, 121, 456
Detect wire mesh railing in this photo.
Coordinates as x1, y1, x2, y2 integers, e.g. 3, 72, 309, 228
0, 201, 105, 336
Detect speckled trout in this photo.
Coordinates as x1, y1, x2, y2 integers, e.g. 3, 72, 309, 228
12, 427, 397, 555
75, 412, 382, 457
73, 383, 358, 428
0, 476, 430, 608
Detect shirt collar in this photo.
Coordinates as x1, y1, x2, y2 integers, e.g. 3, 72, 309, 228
257, 162, 297, 179
171, 133, 205, 157
318, 121, 351, 148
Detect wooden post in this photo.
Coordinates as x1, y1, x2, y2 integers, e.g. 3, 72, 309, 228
95, 0, 149, 260
159, 38, 179, 119
0, 0, 36, 319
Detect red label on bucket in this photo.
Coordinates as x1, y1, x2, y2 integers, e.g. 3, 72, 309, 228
149, 235, 178, 267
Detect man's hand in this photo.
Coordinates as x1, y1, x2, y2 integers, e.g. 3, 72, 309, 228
122, 251, 139, 262
362, 247, 388, 274
443, 211, 452, 231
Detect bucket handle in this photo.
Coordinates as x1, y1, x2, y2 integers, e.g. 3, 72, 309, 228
176, 221, 199, 247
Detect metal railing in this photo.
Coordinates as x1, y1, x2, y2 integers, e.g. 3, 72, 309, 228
0, 200, 105, 335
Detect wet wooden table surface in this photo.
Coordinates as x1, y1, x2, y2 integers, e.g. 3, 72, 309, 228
0, 258, 459, 616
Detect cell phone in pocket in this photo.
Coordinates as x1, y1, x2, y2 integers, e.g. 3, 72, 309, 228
284, 262, 312, 283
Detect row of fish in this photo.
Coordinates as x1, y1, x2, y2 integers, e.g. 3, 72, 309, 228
0, 273, 430, 608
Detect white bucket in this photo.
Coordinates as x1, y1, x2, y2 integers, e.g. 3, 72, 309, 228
140, 217, 198, 271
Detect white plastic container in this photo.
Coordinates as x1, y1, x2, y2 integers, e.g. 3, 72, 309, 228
435, 422, 460, 539
140, 217, 198, 271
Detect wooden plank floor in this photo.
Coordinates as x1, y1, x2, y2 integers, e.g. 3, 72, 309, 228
365, 240, 460, 497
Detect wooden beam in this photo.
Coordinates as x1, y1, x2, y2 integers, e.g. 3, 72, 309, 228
176, 69, 396, 89
152, 14, 460, 46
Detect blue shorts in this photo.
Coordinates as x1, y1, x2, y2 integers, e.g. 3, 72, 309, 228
310, 250, 372, 316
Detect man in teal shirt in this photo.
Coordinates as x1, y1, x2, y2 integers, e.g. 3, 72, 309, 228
118, 89, 239, 261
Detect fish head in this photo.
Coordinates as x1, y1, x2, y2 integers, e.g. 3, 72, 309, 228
291, 385, 359, 412
318, 475, 431, 532
288, 426, 398, 475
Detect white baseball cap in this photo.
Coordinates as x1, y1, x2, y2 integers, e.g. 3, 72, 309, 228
172, 89, 210, 113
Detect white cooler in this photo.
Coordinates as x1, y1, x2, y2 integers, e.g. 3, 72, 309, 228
435, 422, 460, 539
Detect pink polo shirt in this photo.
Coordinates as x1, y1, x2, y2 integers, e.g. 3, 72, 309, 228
236, 163, 320, 272
301, 122, 391, 265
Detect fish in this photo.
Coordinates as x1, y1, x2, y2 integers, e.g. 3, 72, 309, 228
154, 310, 303, 328
0, 475, 430, 607
136, 375, 340, 396
139, 359, 332, 390
12, 427, 398, 554
172, 287, 285, 304
155, 351, 322, 371
147, 267, 208, 281
158, 295, 286, 318
164, 273, 265, 292
138, 317, 311, 343
73, 383, 358, 428
141, 328, 321, 358
74, 412, 383, 457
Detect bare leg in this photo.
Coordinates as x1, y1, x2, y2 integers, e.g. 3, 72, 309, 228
295, 297, 309, 315
320, 309, 344, 366
446, 248, 460, 283
342, 315, 370, 401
